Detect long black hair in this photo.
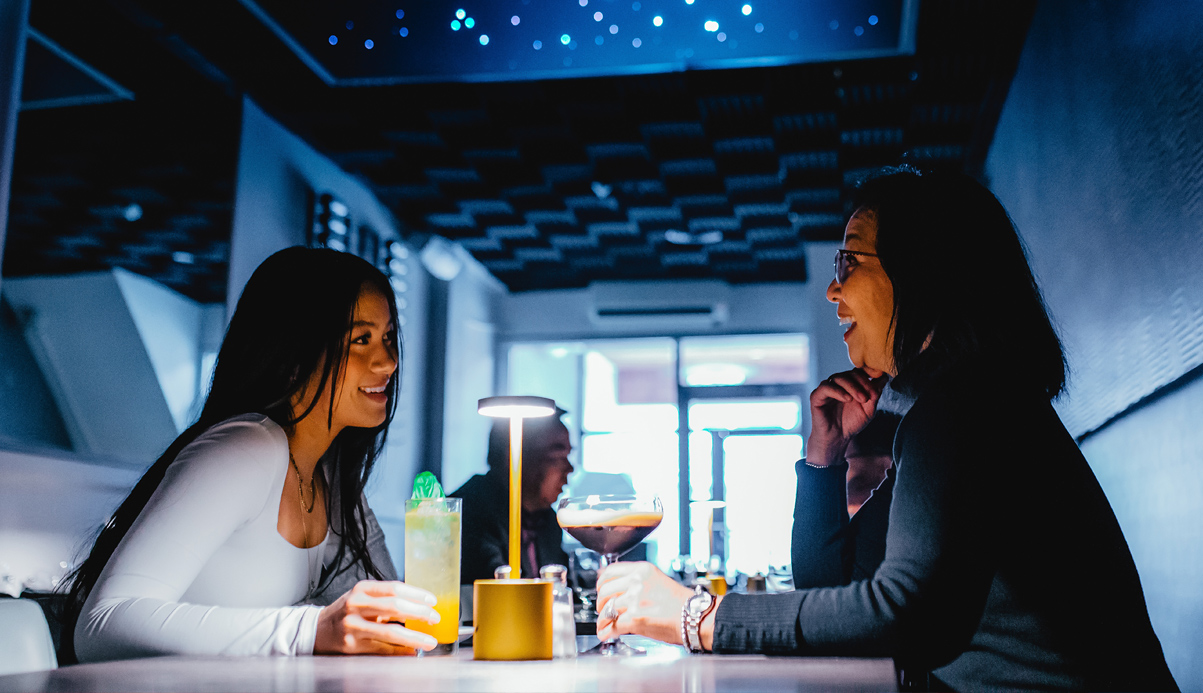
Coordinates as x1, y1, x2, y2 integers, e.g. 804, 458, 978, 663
852, 166, 1067, 400
62, 246, 400, 652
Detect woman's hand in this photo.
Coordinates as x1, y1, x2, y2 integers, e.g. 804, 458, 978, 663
314, 580, 441, 655
806, 368, 888, 467
596, 562, 698, 646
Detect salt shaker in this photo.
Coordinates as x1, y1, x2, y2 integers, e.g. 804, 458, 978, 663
539, 564, 577, 659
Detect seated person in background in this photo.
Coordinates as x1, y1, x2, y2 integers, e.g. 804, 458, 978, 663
450, 408, 574, 582
792, 409, 900, 590
65, 247, 441, 663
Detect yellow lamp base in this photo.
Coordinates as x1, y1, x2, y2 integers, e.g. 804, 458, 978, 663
472, 579, 553, 661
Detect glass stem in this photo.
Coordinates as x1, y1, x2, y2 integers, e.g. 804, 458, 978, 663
599, 553, 619, 653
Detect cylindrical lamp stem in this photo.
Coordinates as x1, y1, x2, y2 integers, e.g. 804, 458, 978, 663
508, 416, 524, 575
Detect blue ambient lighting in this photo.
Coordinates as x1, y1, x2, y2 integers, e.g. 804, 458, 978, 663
829, 20, 839, 30
364, 39, 374, 48
480, 34, 489, 45
288, 0, 915, 85
456, 9, 466, 20
396, 9, 404, 19
346, 20, 354, 30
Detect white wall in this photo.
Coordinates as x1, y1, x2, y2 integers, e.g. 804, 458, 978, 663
497, 242, 848, 384
227, 97, 407, 315
0, 448, 139, 595
2, 271, 179, 466
438, 257, 506, 494
114, 269, 208, 433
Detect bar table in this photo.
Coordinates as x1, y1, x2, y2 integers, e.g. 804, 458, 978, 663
0, 638, 897, 692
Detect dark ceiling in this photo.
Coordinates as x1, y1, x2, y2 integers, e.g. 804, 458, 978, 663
3, 0, 1036, 302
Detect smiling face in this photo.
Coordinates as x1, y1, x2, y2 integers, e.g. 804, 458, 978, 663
295, 283, 398, 434
330, 283, 398, 430
827, 209, 896, 377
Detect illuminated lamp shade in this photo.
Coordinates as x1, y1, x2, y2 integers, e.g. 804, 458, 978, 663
478, 396, 556, 574
477, 395, 556, 419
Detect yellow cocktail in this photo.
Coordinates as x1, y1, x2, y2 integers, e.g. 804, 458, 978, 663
404, 498, 462, 654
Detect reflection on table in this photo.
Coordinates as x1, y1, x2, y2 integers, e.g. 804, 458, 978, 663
0, 637, 897, 693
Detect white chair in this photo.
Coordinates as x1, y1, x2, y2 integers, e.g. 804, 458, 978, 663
0, 599, 58, 675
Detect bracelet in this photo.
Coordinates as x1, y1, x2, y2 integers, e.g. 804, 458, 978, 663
803, 457, 842, 469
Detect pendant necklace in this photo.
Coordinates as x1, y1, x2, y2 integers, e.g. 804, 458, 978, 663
290, 452, 319, 594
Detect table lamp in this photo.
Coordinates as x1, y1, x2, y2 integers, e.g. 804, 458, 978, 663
472, 395, 556, 661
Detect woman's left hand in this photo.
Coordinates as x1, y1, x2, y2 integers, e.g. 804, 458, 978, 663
596, 562, 702, 646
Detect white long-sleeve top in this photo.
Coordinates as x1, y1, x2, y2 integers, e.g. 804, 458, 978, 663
75, 414, 331, 662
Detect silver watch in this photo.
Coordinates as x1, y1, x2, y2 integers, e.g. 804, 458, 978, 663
681, 585, 715, 653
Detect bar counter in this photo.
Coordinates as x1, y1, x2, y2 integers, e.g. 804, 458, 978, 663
0, 638, 896, 692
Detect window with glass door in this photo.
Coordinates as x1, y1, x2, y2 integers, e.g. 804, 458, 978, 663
505, 333, 809, 582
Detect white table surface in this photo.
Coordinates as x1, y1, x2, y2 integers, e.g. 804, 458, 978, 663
0, 638, 897, 692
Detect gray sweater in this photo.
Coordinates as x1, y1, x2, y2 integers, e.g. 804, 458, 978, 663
715, 361, 1177, 692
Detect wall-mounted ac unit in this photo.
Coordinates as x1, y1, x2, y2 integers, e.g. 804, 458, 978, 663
588, 280, 730, 331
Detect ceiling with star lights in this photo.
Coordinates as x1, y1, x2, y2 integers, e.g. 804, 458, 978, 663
3, 0, 1036, 302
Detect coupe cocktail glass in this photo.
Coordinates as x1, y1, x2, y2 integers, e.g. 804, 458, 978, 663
404, 497, 462, 656
556, 494, 663, 656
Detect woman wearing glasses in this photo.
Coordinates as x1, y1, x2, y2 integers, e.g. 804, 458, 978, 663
596, 168, 1177, 691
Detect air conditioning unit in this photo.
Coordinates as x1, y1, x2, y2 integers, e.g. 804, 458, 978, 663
588, 280, 730, 331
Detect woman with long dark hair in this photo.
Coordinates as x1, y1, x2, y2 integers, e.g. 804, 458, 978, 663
65, 246, 441, 661
595, 168, 1178, 691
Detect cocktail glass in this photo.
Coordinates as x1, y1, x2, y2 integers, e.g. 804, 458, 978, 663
556, 494, 663, 656
404, 497, 462, 656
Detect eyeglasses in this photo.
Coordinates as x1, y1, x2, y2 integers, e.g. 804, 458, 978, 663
833, 249, 879, 284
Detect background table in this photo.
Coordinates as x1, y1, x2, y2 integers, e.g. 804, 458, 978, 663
0, 638, 897, 692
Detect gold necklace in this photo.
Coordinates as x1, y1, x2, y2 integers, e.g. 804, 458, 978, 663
289, 453, 316, 514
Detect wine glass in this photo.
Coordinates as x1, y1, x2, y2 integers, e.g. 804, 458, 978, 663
556, 494, 663, 656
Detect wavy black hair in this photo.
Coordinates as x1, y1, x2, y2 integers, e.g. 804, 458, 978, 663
852, 166, 1066, 400
61, 246, 400, 658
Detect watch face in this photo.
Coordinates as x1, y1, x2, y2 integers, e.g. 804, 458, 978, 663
688, 590, 713, 616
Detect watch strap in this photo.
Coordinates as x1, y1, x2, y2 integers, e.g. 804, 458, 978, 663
681, 585, 717, 653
